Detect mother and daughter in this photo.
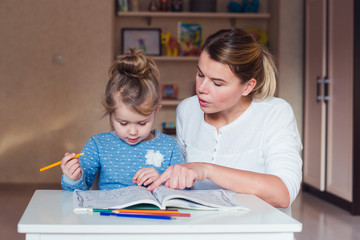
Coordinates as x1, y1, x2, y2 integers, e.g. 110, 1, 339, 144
60, 28, 302, 214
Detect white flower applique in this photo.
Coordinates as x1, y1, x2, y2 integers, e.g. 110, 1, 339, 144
145, 150, 164, 167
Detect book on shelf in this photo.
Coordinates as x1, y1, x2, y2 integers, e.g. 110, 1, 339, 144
73, 185, 248, 212
178, 22, 203, 56
117, 0, 139, 12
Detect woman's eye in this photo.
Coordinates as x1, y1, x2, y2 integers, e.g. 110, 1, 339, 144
139, 122, 147, 126
197, 72, 204, 78
120, 122, 127, 126
213, 82, 222, 87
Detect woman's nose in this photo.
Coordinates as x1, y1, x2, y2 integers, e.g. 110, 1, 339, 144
197, 79, 209, 93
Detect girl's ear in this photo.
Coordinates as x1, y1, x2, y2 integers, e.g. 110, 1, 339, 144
242, 78, 257, 96
109, 112, 115, 131
154, 104, 162, 115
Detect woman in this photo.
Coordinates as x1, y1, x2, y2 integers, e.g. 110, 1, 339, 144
148, 29, 302, 214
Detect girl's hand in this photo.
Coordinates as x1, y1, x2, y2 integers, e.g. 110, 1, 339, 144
60, 152, 82, 181
147, 163, 209, 191
133, 168, 160, 187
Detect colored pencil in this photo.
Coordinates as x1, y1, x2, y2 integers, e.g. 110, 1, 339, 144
114, 209, 179, 214
92, 209, 178, 213
100, 212, 172, 220
40, 153, 84, 172
116, 212, 191, 217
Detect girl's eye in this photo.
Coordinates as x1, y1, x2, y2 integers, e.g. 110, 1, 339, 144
197, 72, 204, 78
139, 122, 147, 126
213, 82, 222, 87
120, 122, 127, 126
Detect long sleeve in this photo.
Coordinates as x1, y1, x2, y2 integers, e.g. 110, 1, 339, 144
261, 101, 303, 205
61, 137, 101, 191
169, 138, 185, 165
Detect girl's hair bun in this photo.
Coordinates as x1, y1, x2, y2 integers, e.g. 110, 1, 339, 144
104, 48, 161, 116
111, 48, 153, 81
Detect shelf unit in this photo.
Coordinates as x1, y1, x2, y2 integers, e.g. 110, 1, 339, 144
114, 8, 273, 129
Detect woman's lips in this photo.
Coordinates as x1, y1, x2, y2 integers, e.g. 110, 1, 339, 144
198, 97, 209, 107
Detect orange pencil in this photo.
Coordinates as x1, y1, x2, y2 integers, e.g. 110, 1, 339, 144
40, 153, 84, 172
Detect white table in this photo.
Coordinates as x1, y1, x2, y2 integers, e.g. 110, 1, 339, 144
18, 190, 302, 240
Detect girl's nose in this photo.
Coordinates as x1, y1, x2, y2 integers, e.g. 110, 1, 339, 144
128, 125, 137, 135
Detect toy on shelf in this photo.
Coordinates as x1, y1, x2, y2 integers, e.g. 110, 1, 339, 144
245, 28, 268, 45
228, 0, 259, 13
162, 122, 176, 135
161, 32, 181, 56
171, 0, 183, 12
159, 0, 169, 11
148, 0, 158, 11
161, 84, 178, 100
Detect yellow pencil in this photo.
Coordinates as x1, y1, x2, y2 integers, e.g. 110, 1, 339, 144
40, 153, 84, 172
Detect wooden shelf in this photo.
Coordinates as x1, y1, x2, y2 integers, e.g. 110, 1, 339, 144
116, 55, 198, 61
117, 11, 270, 26
117, 11, 270, 19
153, 56, 199, 61
161, 99, 182, 106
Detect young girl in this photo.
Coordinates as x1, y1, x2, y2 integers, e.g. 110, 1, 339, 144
61, 49, 184, 191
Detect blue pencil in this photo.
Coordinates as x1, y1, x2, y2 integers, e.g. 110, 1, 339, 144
100, 212, 172, 220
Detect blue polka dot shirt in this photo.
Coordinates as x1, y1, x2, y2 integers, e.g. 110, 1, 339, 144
61, 130, 184, 191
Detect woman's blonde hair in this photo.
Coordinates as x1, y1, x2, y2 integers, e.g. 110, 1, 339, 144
202, 28, 277, 100
103, 48, 161, 116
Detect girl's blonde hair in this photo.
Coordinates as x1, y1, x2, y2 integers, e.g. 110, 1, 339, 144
202, 28, 277, 100
103, 48, 161, 116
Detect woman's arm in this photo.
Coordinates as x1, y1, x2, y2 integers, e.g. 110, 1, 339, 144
147, 162, 290, 208
205, 163, 290, 208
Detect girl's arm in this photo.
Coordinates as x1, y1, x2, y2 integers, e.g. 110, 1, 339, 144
133, 168, 159, 186
61, 153, 82, 181
61, 138, 100, 191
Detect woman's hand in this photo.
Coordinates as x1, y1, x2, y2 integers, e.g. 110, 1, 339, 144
60, 153, 82, 181
133, 168, 159, 186
147, 163, 209, 191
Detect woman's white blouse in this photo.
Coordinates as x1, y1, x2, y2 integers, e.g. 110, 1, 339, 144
176, 96, 303, 206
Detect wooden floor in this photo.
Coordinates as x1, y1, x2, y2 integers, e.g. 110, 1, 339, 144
2, 186, 360, 240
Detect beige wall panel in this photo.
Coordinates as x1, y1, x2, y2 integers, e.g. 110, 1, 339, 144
0, 0, 114, 184
277, 0, 304, 141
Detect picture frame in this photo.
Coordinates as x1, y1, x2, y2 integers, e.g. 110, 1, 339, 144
121, 28, 162, 56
